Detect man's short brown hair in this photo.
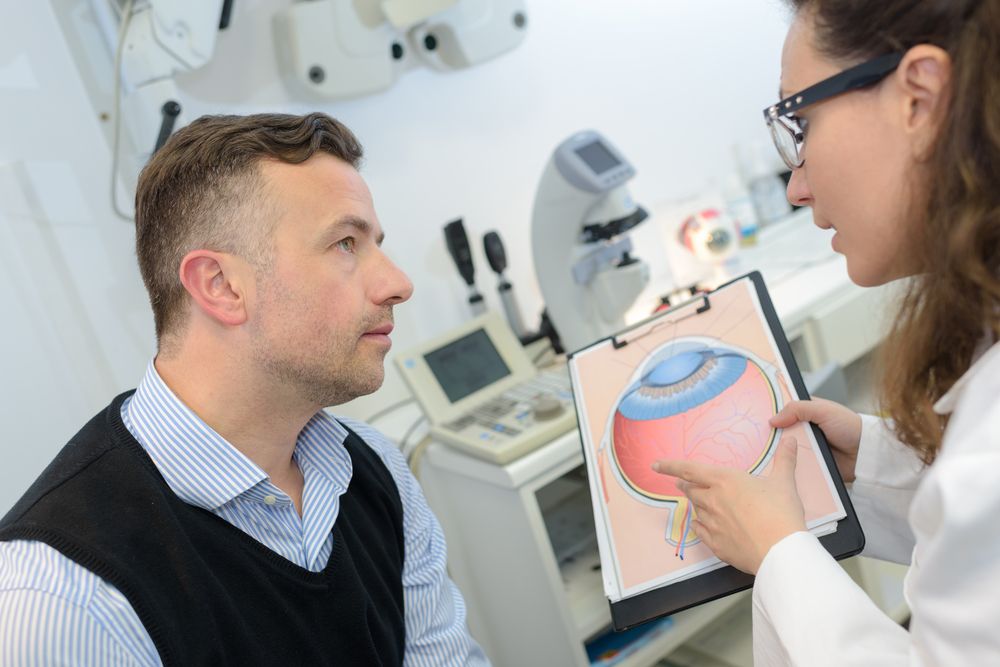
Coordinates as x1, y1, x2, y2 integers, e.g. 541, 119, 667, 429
134, 112, 363, 344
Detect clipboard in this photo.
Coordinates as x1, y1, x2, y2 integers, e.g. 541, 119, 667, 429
567, 271, 865, 631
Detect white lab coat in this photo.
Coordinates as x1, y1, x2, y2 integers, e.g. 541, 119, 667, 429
751, 338, 1000, 666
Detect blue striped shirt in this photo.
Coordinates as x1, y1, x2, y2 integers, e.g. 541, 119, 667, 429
0, 361, 488, 666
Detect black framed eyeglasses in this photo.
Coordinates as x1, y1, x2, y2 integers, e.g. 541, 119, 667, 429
763, 51, 905, 170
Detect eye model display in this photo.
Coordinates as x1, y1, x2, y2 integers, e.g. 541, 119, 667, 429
606, 339, 780, 553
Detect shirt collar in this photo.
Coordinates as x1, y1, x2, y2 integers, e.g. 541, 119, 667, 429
294, 411, 354, 496
122, 360, 267, 510
933, 337, 1000, 415
122, 361, 355, 512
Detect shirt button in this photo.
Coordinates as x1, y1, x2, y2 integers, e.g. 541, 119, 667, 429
263, 495, 277, 506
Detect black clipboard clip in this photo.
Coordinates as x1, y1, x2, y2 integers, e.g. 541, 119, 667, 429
611, 292, 712, 350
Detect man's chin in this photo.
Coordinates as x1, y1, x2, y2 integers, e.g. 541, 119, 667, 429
322, 366, 385, 408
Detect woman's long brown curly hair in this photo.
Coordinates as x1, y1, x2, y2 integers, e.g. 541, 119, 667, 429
788, 0, 1000, 464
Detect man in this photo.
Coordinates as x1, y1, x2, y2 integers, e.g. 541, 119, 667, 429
0, 113, 488, 666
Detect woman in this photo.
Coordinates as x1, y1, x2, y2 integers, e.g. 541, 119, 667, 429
653, 0, 1000, 664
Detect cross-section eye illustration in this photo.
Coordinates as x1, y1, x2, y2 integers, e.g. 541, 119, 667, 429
607, 339, 780, 549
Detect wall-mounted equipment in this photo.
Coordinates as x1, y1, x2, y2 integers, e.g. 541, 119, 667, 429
274, 0, 528, 100
89, 0, 527, 219
90, 0, 232, 217
483, 229, 527, 340
444, 218, 487, 317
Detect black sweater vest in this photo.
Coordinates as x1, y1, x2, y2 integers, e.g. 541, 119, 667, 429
0, 392, 406, 666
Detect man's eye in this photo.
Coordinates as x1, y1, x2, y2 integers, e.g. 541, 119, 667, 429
790, 115, 809, 135
336, 237, 356, 253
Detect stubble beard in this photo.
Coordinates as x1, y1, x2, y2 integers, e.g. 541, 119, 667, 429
250, 299, 391, 408
249, 269, 394, 406
252, 329, 388, 408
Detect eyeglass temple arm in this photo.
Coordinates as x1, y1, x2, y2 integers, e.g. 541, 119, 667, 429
766, 51, 906, 119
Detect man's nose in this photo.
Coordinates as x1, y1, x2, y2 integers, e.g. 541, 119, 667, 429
377, 253, 413, 306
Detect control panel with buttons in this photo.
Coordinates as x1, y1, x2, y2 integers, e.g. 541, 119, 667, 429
437, 367, 575, 464
395, 312, 578, 465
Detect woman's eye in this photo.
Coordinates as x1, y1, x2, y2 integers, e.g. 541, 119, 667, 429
792, 115, 809, 135
336, 237, 356, 253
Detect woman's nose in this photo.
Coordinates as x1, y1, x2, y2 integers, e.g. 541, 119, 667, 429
786, 166, 812, 207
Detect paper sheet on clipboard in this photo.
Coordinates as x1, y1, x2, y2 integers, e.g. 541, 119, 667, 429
568, 274, 846, 603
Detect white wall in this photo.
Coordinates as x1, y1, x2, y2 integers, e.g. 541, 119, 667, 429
1, 0, 155, 513
1, 0, 792, 512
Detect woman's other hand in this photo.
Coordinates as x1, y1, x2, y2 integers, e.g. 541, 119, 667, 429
769, 398, 862, 482
652, 437, 806, 575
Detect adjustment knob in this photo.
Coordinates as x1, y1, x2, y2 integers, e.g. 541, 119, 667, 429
532, 394, 565, 421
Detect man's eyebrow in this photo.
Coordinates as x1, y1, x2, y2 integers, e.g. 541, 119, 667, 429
323, 215, 385, 246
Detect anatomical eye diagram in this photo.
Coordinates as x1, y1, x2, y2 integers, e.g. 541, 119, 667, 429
569, 277, 846, 599
605, 339, 780, 555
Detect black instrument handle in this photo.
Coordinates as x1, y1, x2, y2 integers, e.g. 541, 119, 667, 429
482, 230, 507, 275
444, 218, 476, 286
153, 100, 182, 154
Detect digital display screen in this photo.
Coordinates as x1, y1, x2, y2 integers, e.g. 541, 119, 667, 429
575, 141, 621, 175
424, 329, 511, 403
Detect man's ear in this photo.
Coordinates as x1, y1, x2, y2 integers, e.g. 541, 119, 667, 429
895, 44, 952, 161
178, 250, 250, 327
